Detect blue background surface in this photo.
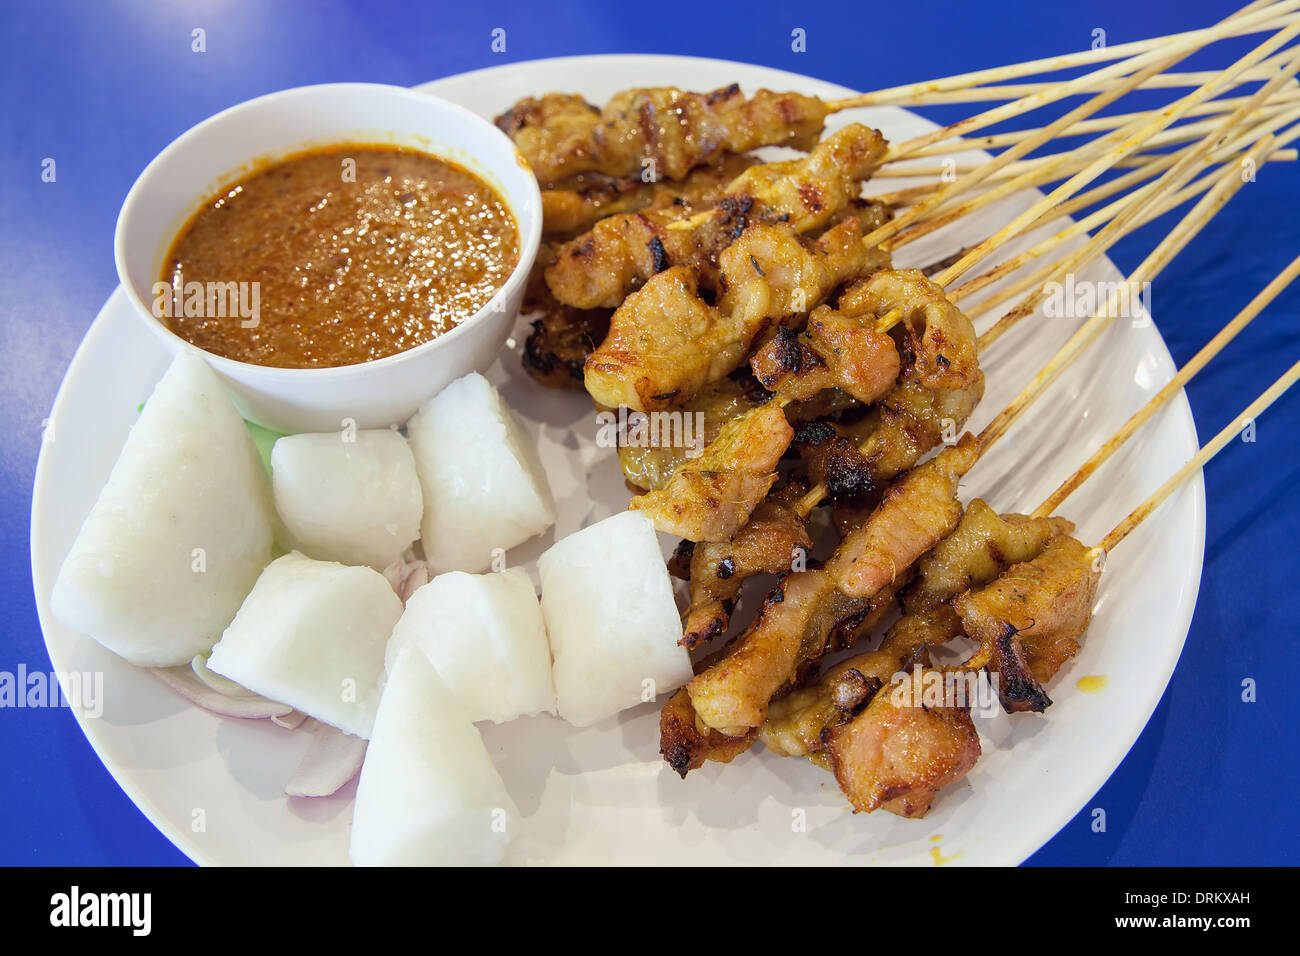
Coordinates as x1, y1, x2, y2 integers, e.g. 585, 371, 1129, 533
2, 0, 1296, 865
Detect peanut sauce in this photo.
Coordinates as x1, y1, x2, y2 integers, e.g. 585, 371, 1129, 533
161, 145, 519, 368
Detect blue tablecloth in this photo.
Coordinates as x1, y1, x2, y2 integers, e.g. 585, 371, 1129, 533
2, 0, 1295, 865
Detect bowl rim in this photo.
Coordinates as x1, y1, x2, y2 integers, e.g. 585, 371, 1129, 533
112, 81, 543, 382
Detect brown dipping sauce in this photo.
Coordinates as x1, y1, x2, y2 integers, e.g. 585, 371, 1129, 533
161, 145, 519, 368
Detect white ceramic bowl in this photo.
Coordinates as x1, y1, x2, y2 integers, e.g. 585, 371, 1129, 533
114, 82, 542, 433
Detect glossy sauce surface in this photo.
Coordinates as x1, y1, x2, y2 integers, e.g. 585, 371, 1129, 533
162, 145, 519, 368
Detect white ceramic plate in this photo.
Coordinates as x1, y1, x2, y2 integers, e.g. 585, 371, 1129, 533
30, 55, 1204, 866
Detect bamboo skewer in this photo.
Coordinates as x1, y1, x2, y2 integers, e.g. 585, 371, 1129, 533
790, 79, 1291, 515
904, 86, 1300, 159
1033, 253, 1300, 519
864, 54, 1299, 109
974, 130, 1277, 457
874, 98, 1300, 181
950, 105, 1300, 312
972, 112, 1300, 347
872, 146, 1297, 209
930, 20, 1300, 291
886, 102, 1298, 254
821, 0, 1292, 110
874, 56, 1300, 343
1091, 356, 1300, 558
861, 39, 1219, 249
881, 2, 1300, 164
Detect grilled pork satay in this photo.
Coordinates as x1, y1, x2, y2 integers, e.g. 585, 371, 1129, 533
683, 436, 978, 737
749, 304, 901, 405
685, 566, 907, 736
677, 477, 813, 649
955, 534, 1101, 713
792, 376, 985, 502
659, 685, 758, 778
523, 305, 612, 390
758, 652, 893, 761
627, 403, 793, 542
824, 675, 982, 817
584, 216, 876, 411
497, 85, 829, 187
758, 504, 1076, 764
539, 152, 762, 239
828, 435, 980, 598
750, 263, 982, 407
903, 500, 1075, 614
617, 372, 768, 491
617, 372, 857, 493
529, 163, 734, 383
546, 124, 887, 309
626, 277, 983, 541
839, 268, 982, 391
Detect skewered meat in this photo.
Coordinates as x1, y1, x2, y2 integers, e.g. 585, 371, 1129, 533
685, 568, 905, 737
522, 305, 612, 390
839, 269, 980, 390
759, 655, 890, 759
903, 500, 1075, 614
955, 534, 1100, 713
583, 266, 731, 409
616, 372, 857, 492
824, 677, 981, 817
679, 477, 813, 649
750, 304, 900, 404
546, 124, 887, 309
660, 684, 757, 778
498, 85, 830, 186
584, 216, 877, 411
617, 372, 767, 491
829, 434, 980, 597
539, 152, 762, 238
792, 367, 986, 503
628, 403, 793, 542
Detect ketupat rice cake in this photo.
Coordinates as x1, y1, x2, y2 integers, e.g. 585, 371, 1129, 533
406, 372, 556, 573
51, 352, 274, 668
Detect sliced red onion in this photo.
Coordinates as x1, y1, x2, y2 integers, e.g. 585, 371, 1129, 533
150, 665, 294, 720
285, 720, 368, 798
191, 653, 256, 697
381, 559, 408, 595
382, 557, 430, 605
272, 710, 309, 731
399, 564, 429, 603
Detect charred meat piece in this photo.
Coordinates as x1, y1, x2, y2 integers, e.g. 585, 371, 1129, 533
500, 85, 830, 186
522, 305, 612, 390
750, 304, 900, 405
839, 269, 980, 391
616, 371, 769, 491
955, 535, 1101, 713
686, 567, 906, 737
546, 124, 886, 309
829, 435, 980, 598
759, 655, 890, 758
660, 684, 757, 778
680, 478, 813, 649
757, 602, 961, 761
540, 152, 761, 239
824, 678, 981, 817
628, 403, 793, 542
583, 267, 740, 410
904, 500, 1076, 614
792, 367, 985, 506
583, 216, 881, 411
